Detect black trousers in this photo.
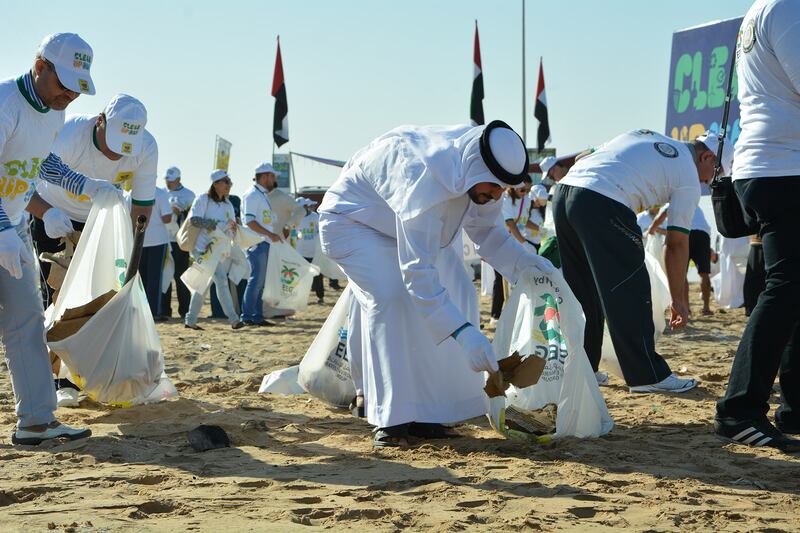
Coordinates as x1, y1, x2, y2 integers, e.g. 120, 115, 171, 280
161, 242, 191, 318
743, 243, 765, 317
491, 270, 504, 319
30, 215, 85, 308
304, 257, 324, 300
717, 177, 800, 427
139, 244, 167, 318
552, 184, 672, 386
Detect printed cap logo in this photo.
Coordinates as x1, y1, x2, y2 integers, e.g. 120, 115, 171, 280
121, 122, 141, 136
78, 79, 90, 93
121, 142, 133, 154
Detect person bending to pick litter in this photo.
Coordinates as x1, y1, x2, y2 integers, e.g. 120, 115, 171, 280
552, 128, 732, 393
32, 94, 157, 307
1, 33, 117, 444
318, 121, 555, 448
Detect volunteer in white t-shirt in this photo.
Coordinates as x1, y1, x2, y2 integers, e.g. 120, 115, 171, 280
136, 186, 171, 319
649, 202, 713, 315
501, 177, 534, 247
184, 170, 243, 330
715, 0, 800, 452
528, 183, 548, 248
0, 33, 115, 445
240, 162, 283, 326
31, 93, 157, 305
294, 197, 325, 304
162, 166, 195, 319
553, 128, 732, 393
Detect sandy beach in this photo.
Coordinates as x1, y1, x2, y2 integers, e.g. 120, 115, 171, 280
1, 283, 799, 532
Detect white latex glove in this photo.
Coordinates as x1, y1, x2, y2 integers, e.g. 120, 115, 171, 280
42, 207, 74, 239
0, 229, 28, 279
516, 250, 557, 277
454, 325, 499, 374
81, 178, 118, 198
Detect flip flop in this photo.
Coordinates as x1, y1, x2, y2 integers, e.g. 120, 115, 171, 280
408, 422, 461, 439
372, 424, 409, 448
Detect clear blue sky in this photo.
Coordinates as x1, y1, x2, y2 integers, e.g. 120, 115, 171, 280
3, 0, 753, 197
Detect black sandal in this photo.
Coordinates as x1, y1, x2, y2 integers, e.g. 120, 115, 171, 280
372, 424, 409, 448
408, 422, 461, 439
349, 395, 365, 418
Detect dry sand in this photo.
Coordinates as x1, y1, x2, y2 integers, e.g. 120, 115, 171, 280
1, 283, 799, 532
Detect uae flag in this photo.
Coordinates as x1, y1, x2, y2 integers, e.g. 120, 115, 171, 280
272, 37, 289, 147
470, 21, 484, 126
534, 58, 550, 151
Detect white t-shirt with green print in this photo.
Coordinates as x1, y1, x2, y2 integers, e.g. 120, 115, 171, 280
37, 114, 158, 222
241, 183, 275, 234
0, 76, 64, 227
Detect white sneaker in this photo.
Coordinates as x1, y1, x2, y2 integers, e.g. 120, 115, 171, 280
595, 371, 609, 386
489, 317, 499, 326
12, 422, 91, 445
56, 387, 80, 408
629, 373, 699, 394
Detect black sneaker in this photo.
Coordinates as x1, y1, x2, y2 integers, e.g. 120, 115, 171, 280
231, 321, 245, 330
714, 418, 800, 453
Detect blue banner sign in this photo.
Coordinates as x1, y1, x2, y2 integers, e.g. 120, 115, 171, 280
665, 17, 743, 144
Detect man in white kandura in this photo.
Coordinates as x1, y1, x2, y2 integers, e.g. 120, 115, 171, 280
552, 128, 732, 393
33, 93, 157, 306
0, 33, 116, 444
318, 121, 555, 448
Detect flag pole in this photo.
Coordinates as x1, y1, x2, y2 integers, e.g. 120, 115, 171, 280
521, 0, 527, 146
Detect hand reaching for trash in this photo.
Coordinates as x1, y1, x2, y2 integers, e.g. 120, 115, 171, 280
670, 301, 689, 329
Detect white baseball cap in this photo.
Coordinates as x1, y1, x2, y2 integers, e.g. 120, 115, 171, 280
539, 156, 557, 177
695, 131, 735, 176
295, 197, 317, 207
164, 166, 181, 182
210, 169, 229, 183
37, 33, 96, 95
103, 94, 147, 157
255, 162, 277, 175
530, 184, 548, 202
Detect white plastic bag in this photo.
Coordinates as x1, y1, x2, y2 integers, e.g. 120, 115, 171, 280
180, 229, 231, 295
601, 236, 671, 379
263, 242, 320, 312
259, 365, 306, 395
490, 268, 613, 439
47, 190, 176, 405
297, 287, 355, 407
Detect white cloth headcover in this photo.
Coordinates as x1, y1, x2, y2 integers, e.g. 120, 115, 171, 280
344, 124, 518, 222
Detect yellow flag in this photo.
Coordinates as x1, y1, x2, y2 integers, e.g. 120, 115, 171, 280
214, 136, 232, 171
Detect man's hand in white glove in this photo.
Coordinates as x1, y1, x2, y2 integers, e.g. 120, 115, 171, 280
453, 324, 500, 374
517, 249, 557, 277
42, 208, 74, 239
81, 178, 118, 198
0, 229, 29, 279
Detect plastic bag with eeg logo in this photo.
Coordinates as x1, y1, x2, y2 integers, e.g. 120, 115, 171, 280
488, 267, 614, 439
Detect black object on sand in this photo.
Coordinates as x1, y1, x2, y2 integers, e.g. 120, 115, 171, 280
187, 425, 231, 452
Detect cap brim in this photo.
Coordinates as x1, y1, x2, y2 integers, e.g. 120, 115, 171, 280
54, 65, 95, 95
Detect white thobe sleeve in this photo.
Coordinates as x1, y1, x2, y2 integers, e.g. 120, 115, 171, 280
395, 212, 470, 344
463, 201, 531, 283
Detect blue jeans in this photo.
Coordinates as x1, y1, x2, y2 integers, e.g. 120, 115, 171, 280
241, 241, 270, 322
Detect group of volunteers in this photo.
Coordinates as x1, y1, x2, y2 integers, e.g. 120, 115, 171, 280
2, 0, 798, 456
0, 32, 324, 444
320, 0, 799, 451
